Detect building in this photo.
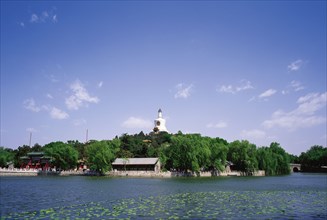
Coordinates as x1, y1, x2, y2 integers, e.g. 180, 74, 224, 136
20, 152, 52, 170
153, 109, 169, 133
112, 158, 161, 172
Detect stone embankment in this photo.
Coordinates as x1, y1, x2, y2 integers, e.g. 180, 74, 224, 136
0, 168, 38, 176
1, 167, 265, 177
108, 170, 265, 177
0, 168, 87, 176
108, 170, 171, 177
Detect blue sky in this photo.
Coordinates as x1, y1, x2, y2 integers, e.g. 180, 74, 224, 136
1, 1, 326, 155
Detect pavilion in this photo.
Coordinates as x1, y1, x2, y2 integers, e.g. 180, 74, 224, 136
20, 152, 52, 170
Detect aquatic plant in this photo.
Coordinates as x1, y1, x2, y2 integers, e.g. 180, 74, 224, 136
2, 191, 326, 219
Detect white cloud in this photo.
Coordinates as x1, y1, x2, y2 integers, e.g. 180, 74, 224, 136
295, 92, 327, 115
281, 90, 289, 95
20, 22, 25, 27
263, 92, 326, 130
259, 89, 277, 98
219, 85, 234, 93
248, 96, 256, 102
206, 121, 227, 128
73, 119, 87, 126
29, 9, 58, 24
218, 80, 254, 94
40, 11, 49, 22
287, 59, 303, 72
49, 107, 69, 120
241, 129, 266, 139
46, 93, 53, 99
23, 98, 41, 112
53, 14, 58, 23
121, 117, 153, 129
65, 80, 99, 110
290, 80, 304, 92
263, 113, 325, 130
282, 80, 305, 95
97, 81, 103, 88
23, 97, 70, 120
30, 14, 39, 23
26, 128, 38, 133
174, 83, 193, 99
46, 74, 59, 83
41, 105, 50, 112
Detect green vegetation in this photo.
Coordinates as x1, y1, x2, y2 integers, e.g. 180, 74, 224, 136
298, 145, 327, 172
0, 131, 325, 175
3, 191, 327, 219
43, 141, 79, 170
257, 143, 290, 175
85, 140, 120, 175
0, 147, 14, 167
166, 133, 207, 172
228, 140, 258, 174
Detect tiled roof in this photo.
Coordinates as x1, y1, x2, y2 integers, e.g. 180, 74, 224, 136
112, 158, 159, 165
27, 152, 45, 156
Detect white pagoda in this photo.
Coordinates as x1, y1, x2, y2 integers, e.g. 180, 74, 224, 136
153, 109, 168, 133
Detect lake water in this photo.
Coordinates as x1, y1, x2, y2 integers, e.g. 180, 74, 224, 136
1, 173, 326, 219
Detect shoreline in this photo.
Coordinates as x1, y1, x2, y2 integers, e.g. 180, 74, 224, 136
0, 168, 265, 177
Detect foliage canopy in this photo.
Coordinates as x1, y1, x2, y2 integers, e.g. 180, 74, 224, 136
1, 132, 325, 176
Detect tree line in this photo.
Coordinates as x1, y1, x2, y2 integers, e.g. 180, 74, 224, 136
0, 131, 326, 175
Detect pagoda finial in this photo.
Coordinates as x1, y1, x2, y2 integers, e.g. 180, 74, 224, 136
158, 108, 162, 118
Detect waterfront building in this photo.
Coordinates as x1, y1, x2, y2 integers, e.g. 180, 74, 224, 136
112, 158, 161, 172
20, 152, 52, 170
153, 109, 169, 133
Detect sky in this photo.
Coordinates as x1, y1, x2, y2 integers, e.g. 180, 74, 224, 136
1, 1, 326, 155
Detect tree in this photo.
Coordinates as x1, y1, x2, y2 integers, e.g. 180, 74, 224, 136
209, 137, 229, 172
0, 147, 14, 167
166, 134, 211, 173
44, 141, 78, 170
227, 140, 258, 174
158, 143, 170, 171
269, 142, 290, 175
288, 153, 300, 164
31, 143, 42, 152
167, 134, 194, 172
146, 132, 172, 169
118, 133, 136, 158
256, 147, 277, 175
256, 143, 290, 175
13, 145, 32, 167
68, 140, 87, 160
85, 140, 119, 175
192, 135, 211, 172
299, 145, 327, 171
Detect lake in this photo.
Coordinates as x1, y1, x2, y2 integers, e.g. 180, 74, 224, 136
1, 173, 326, 219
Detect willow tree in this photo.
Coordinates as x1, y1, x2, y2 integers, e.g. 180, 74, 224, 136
256, 143, 290, 175
256, 147, 278, 175
166, 133, 211, 173
209, 137, 229, 172
227, 140, 258, 174
269, 142, 290, 175
85, 140, 119, 175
